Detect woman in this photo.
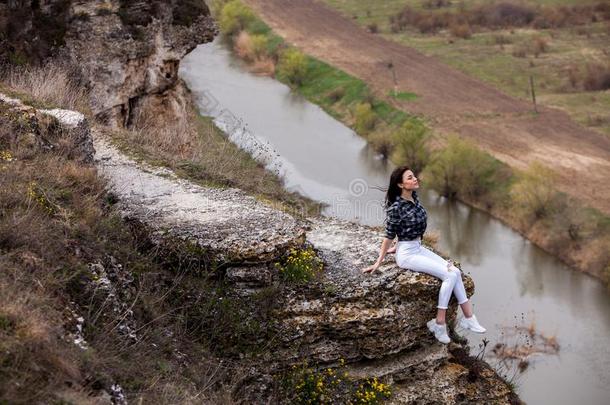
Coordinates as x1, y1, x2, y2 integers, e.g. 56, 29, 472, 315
363, 166, 486, 344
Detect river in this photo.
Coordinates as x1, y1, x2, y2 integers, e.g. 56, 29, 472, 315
180, 38, 610, 405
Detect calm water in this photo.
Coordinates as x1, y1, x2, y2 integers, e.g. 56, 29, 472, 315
180, 38, 610, 405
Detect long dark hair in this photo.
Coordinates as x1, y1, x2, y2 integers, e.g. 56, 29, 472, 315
385, 165, 411, 208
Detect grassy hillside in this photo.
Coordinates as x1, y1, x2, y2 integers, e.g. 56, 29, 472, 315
324, 0, 610, 136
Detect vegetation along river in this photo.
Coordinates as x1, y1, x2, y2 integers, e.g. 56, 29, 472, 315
180, 38, 610, 405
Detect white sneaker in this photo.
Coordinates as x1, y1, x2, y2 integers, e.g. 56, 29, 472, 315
459, 315, 486, 333
427, 319, 451, 344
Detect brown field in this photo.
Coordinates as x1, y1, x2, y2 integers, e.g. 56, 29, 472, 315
243, 0, 610, 215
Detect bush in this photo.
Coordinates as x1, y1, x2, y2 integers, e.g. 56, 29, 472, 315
234, 31, 268, 61
583, 63, 610, 91
368, 131, 394, 158
510, 162, 558, 220
218, 0, 255, 36
450, 22, 472, 39
277, 48, 308, 86
532, 37, 549, 57
480, 2, 536, 28
389, 1, 610, 34
353, 103, 377, 134
210, 0, 229, 15
424, 136, 503, 200
274, 247, 323, 284
390, 120, 430, 175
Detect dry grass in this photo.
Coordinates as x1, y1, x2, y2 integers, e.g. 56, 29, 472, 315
1, 62, 90, 113
531, 37, 549, 56
0, 278, 82, 402
0, 75, 255, 403
490, 320, 560, 377
233, 31, 276, 75
250, 58, 276, 76
234, 31, 265, 61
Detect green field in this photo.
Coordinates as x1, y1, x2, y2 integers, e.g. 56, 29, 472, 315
324, 0, 610, 136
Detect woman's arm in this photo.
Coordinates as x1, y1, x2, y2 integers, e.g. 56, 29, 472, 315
362, 237, 394, 273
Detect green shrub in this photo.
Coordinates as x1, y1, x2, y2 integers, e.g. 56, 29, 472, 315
510, 162, 558, 220
250, 33, 269, 59
218, 0, 255, 36
391, 120, 430, 175
274, 246, 322, 284
234, 31, 269, 61
353, 102, 377, 134
209, 0, 229, 15
424, 136, 503, 200
277, 48, 309, 86
245, 18, 272, 36
368, 131, 394, 158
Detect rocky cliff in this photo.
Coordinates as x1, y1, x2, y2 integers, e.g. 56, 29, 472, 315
1, 0, 217, 127
94, 126, 519, 404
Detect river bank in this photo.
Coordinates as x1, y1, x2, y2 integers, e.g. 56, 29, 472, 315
212, 0, 610, 286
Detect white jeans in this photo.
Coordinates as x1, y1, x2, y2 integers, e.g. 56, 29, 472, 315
395, 239, 469, 309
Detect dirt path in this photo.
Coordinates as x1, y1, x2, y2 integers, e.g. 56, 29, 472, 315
244, 0, 610, 215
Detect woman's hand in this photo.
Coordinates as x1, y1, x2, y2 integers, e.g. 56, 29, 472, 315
364, 238, 393, 274
362, 262, 381, 274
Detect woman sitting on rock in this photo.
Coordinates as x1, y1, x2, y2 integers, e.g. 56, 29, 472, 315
363, 165, 486, 344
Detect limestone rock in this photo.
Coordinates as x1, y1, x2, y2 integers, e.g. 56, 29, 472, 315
269, 216, 474, 366
0, 93, 94, 163
93, 136, 307, 266
63, 0, 217, 126
226, 264, 276, 295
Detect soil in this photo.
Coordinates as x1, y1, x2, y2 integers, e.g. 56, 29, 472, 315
244, 0, 610, 215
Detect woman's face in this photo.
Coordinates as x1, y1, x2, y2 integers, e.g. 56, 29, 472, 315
399, 170, 419, 191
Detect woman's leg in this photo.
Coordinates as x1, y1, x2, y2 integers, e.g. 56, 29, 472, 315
418, 246, 469, 306
398, 250, 459, 311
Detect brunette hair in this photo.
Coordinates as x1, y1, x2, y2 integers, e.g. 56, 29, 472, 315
385, 165, 411, 208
